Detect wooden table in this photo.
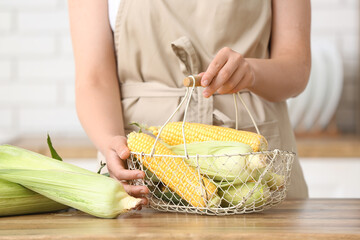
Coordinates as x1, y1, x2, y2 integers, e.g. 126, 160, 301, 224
0, 199, 359, 239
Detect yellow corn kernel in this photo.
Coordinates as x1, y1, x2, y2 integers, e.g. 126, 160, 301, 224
127, 132, 219, 208
149, 122, 268, 152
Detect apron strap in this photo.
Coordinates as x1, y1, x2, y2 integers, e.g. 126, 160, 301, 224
120, 82, 186, 98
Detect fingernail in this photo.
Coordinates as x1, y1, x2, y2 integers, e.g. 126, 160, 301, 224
137, 173, 143, 179
203, 91, 210, 98
202, 79, 209, 86
120, 150, 127, 158
140, 189, 146, 194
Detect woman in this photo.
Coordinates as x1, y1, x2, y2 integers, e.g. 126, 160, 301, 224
68, 0, 311, 205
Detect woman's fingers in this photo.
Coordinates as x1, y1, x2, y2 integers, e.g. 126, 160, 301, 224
107, 135, 145, 180
122, 183, 149, 199
201, 47, 230, 87
106, 150, 145, 181
217, 60, 249, 94
229, 70, 254, 94
105, 135, 149, 199
106, 150, 149, 198
203, 56, 241, 97
201, 47, 255, 97
110, 135, 130, 160
201, 47, 256, 96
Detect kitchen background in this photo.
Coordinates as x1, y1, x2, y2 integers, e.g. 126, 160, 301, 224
0, 0, 359, 198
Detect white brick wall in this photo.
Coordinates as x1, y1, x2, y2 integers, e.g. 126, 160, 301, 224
0, 83, 58, 105
0, 0, 359, 142
0, 0, 84, 140
0, 35, 56, 56
18, 10, 70, 33
0, 109, 13, 128
18, 57, 74, 80
0, 60, 12, 80
63, 84, 75, 105
0, 0, 59, 9
18, 107, 82, 134
60, 36, 74, 56
0, 11, 12, 32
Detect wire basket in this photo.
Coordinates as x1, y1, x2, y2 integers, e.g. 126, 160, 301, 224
127, 76, 295, 215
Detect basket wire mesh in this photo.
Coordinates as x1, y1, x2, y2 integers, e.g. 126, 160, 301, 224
128, 75, 295, 215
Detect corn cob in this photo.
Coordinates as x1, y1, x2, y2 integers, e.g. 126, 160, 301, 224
0, 145, 141, 218
0, 178, 67, 217
127, 132, 219, 208
149, 122, 268, 152
218, 182, 270, 207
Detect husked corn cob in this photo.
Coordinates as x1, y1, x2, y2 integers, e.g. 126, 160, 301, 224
149, 122, 268, 152
127, 132, 219, 208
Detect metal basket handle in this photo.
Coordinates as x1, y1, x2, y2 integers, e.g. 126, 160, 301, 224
183, 75, 260, 134
150, 75, 261, 157
150, 76, 196, 157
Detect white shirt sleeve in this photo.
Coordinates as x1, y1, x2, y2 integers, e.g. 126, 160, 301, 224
108, 0, 121, 32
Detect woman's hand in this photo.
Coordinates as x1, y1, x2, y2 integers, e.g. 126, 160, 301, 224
200, 0, 311, 102
105, 135, 149, 204
200, 47, 255, 98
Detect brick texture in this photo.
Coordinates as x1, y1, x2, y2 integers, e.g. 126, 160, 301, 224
18, 10, 69, 33
0, 0, 59, 9
0, 109, 13, 128
18, 107, 83, 134
0, 84, 58, 106
0, 11, 12, 32
0, 35, 56, 56
0, 60, 12, 80
18, 57, 75, 80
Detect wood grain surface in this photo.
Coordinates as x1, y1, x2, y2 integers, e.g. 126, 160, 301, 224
0, 199, 359, 240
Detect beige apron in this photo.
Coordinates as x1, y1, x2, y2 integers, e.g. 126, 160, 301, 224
105, 0, 308, 199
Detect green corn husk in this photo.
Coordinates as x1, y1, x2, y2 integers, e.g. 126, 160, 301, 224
167, 141, 266, 181
253, 168, 285, 191
215, 168, 285, 190
0, 178, 67, 217
0, 145, 141, 218
265, 171, 285, 191
219, 182, 271, 207
0, 145, 90, 173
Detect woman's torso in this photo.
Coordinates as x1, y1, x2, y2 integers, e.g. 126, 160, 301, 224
107, 0, 308, 199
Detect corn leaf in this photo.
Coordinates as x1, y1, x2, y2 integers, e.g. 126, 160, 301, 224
47, 134, 62, 161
